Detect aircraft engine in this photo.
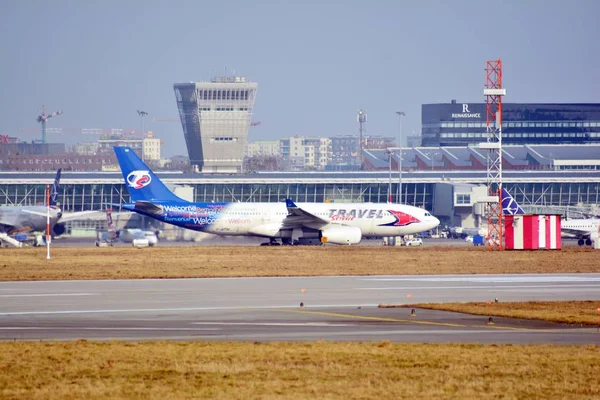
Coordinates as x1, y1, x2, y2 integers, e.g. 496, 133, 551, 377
52, 223, 66, 236
320, 225, 362, 245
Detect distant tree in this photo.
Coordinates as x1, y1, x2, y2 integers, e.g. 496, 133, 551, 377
244, 156, 283, 172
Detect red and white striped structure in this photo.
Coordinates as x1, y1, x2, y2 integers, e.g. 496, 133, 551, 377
505, 214, 562, 250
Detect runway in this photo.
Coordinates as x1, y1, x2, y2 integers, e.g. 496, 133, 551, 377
1, 274, 599, 343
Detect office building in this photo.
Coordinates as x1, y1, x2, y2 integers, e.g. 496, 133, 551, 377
246, 140, 280, 158
422, 101, 600, 146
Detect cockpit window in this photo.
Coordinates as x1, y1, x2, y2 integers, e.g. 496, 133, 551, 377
424, 212, 431, 217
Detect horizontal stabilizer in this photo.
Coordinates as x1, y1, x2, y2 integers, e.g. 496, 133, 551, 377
134, 201, 164, 215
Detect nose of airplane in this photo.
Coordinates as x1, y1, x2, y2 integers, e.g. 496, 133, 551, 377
429, 216, 440, 229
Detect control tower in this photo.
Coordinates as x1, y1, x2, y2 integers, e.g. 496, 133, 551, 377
174, 76, 258, 173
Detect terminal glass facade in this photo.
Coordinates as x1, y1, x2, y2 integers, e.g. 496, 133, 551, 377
422, 102, 600, 146
1, 180, 599, 215
0, 182, 433, 212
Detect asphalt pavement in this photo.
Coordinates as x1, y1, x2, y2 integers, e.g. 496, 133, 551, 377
0, 274, 599, 343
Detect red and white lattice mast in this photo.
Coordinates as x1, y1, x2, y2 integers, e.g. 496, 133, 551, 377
481, 59, 506, 251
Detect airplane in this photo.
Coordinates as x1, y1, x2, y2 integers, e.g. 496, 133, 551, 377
501, 188, 599, 246
0, 169, 103, 247
114, 146, 441, 245
0, 169, 65, 245
95, 208, 158, 247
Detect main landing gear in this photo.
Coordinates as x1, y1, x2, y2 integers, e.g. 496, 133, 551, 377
260, 239, 281, 246
260, 238, 322, 246
577, 238, 593, 246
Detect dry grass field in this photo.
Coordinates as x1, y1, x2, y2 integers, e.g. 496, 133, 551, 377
399, 301, 600, 326
0, 341, 598, 400
0, 246, 598, 281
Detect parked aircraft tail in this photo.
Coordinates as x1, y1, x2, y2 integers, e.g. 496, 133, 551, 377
501, 188, 525, 215
114, 147, 183, 203
50, 168, 62, 206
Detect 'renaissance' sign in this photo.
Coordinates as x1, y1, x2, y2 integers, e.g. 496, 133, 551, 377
451, 104, 481, 119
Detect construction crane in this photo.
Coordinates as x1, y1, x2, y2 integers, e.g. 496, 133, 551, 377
36, 105, 63, 143
19, 127, 153, 138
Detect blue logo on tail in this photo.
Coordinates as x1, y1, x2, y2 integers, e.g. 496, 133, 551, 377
502, 188, 524, 215
127, 170, 152, 189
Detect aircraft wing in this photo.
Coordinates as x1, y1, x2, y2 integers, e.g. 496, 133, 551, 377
59, 210, 105, 222
282, 199, 329, 228
20, 209, 48, 218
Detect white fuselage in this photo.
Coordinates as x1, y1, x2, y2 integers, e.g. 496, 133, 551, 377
199, 202, 440, 238
561, 218, 600, 238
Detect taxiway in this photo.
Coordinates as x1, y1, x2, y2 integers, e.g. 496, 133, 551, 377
1, 274, 599, 343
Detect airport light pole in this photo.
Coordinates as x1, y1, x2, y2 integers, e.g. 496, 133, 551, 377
387, 149, 392, 203
395, 111, 405, 203
46, 185, 51, 260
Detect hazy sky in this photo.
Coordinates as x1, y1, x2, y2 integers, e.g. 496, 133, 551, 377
1, 0, 599, 156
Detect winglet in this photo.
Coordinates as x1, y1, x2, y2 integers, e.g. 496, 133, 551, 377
285, 199, 298, 208
502, 188, 525, 215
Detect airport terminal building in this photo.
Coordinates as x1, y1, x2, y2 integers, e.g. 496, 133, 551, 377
422, 102, 600, 147
1, 170, 599, 230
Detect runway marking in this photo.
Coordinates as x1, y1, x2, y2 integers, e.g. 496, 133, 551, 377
0, 293, 98, 298
355, 284, 600, 290
0, 327, 220, 331
206, 329, 588, 339
270, 309, 466, 328
269, 309, 548, 332
2, 274, 600, 286
0, 304, 379, 316
191, 322, 355, 327
363, 276, 600, 283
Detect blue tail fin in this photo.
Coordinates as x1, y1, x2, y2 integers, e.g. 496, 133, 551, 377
50, 168, 61, 206
502, 188, 525, 215
114, 147, 184, 202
